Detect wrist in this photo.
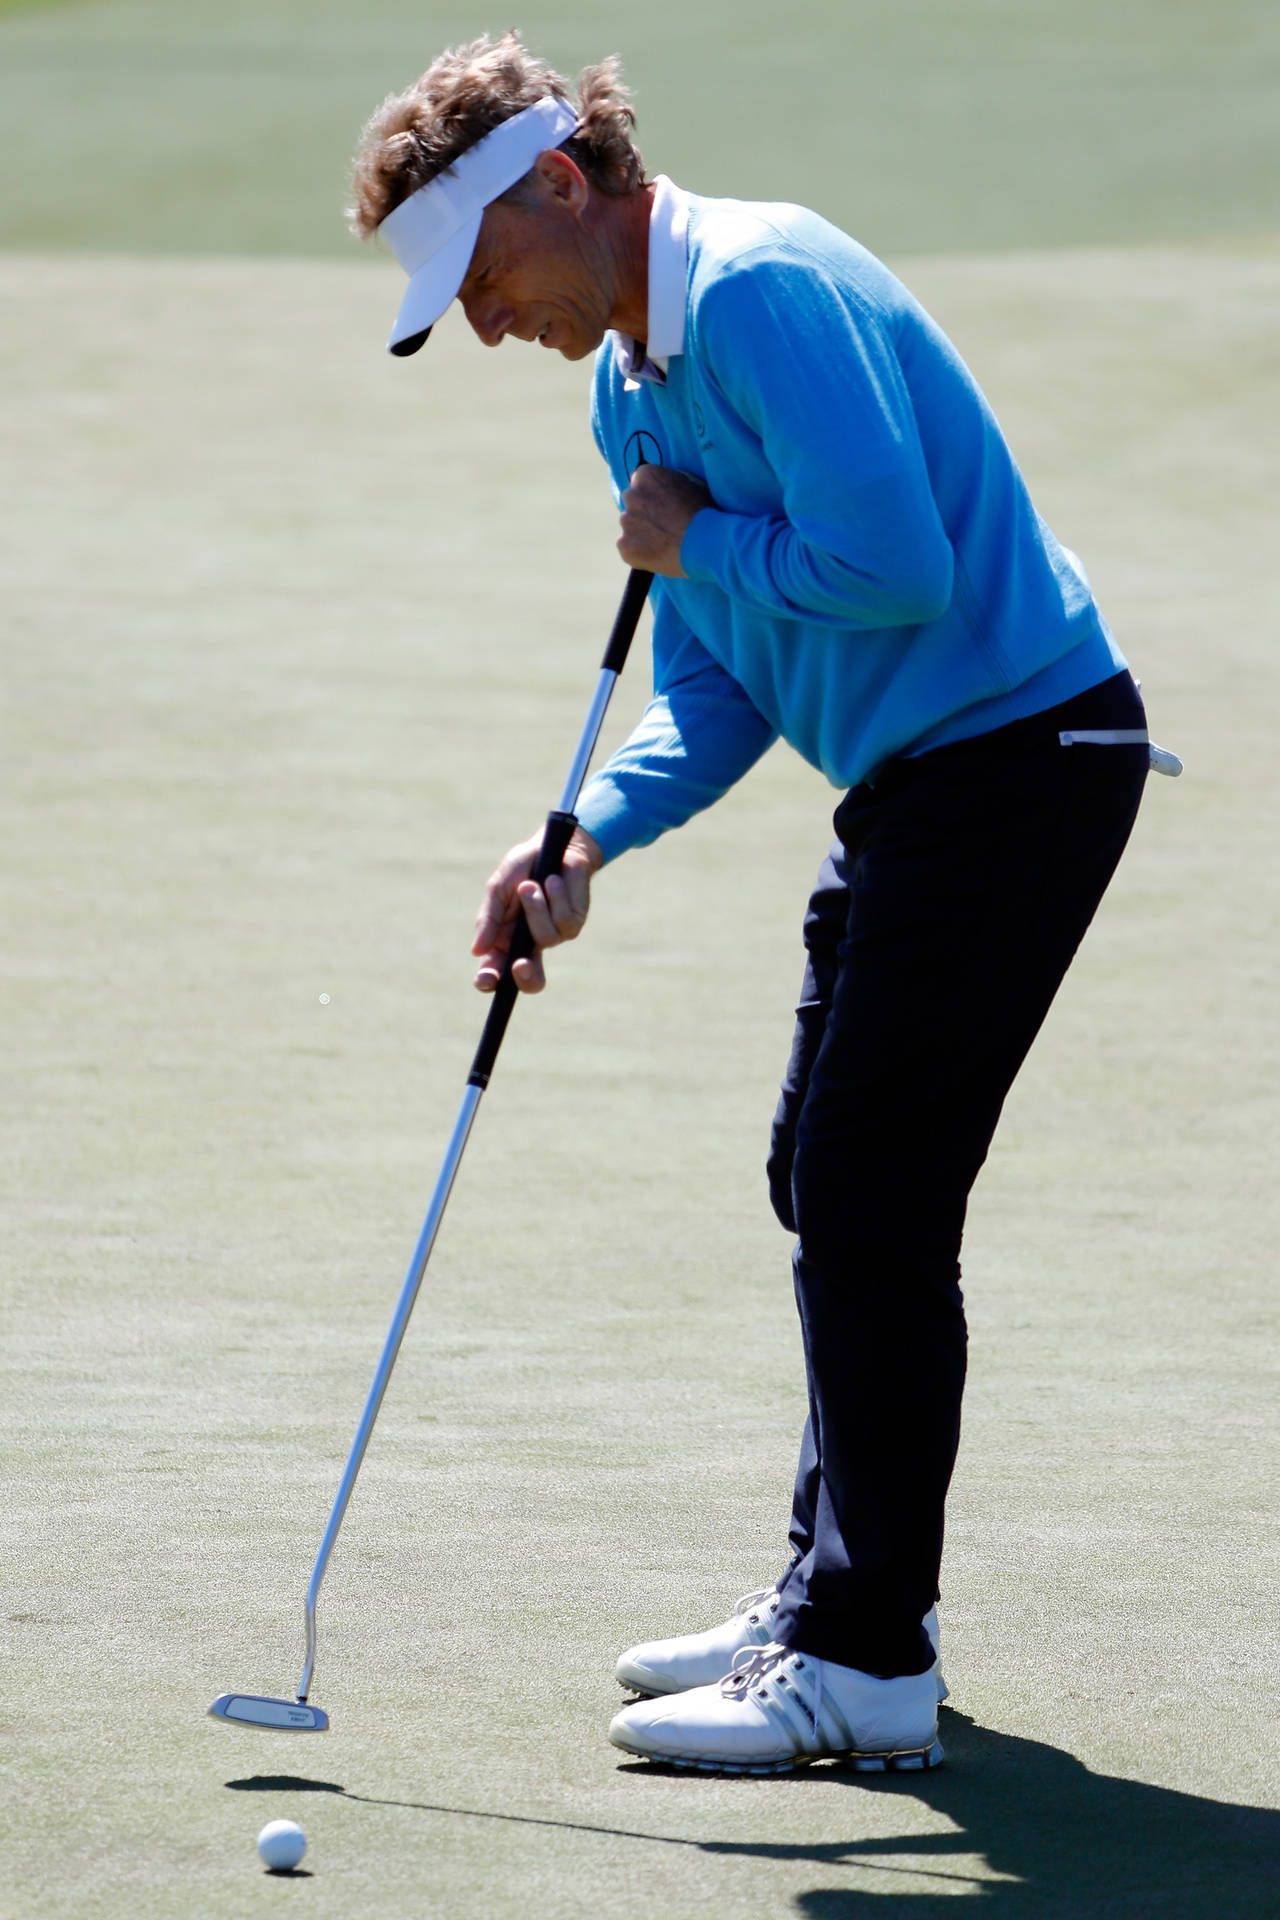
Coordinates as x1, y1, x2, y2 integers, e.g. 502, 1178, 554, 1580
571, 825, 605, 873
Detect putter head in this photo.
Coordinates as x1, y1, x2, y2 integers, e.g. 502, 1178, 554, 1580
208, 1691, 329, 1732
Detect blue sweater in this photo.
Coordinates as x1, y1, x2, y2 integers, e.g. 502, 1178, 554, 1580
576, 192, 1125, 863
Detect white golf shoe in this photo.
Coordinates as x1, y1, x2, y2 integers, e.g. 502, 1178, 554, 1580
616, 1592, 948, 1703
609, 1641, 944, 1775
614, 1588, 784, 1697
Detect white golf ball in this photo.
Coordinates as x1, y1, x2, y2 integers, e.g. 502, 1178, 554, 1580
257, 1819, 307, 1871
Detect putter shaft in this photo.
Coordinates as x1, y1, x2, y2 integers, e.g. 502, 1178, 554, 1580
296, 569, 652, 1704
298, 1080, 482, 1702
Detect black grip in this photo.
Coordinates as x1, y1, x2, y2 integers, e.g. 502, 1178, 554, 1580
467, 809, 578, 1089
602, 569, 653, 674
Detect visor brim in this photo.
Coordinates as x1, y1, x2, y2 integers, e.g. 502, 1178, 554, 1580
389, 326, 432, 358
386, 214, 480, 356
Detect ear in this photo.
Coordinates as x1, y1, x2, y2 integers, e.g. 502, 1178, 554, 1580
534, 147, 589, 214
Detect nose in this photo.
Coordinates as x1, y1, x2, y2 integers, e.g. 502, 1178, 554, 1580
460, 290, 512, 349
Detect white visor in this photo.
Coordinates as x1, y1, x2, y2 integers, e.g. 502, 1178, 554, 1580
378, 94, 580, 356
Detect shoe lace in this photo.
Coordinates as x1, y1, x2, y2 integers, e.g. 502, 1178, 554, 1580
721, 1642, 824, 1735
733, 1588, 775, 1617
721, 1644, 786, 1696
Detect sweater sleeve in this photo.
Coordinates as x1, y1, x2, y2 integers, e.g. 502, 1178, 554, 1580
680, 249, 955, 628
574, 585, 777, 864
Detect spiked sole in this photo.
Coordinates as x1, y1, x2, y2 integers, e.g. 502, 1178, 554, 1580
609, 1734, 945, 1775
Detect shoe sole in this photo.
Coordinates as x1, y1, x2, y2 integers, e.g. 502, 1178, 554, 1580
614, 1668, 692, 1699
619, 1672, 951, 1705
615, 1676, 698, 1700
608, 1735, 945, 1776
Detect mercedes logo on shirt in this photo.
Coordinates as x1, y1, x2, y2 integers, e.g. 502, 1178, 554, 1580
625, 430, 665, 475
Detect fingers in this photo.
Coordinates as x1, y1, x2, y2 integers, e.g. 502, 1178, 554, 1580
471, 881, 570, 995
625, 463, 708, 510
474, 945, 546, 994
470, 833, 596, 996
473, 873, 583, 962
471, 834, 541, 958
617, 464, 712, 574
522, 872, 589, 946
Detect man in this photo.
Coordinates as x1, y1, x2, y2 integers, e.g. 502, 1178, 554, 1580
350, 34, 1163, 1775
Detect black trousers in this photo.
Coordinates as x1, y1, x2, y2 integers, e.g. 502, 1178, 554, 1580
767, 670, 1149, 1676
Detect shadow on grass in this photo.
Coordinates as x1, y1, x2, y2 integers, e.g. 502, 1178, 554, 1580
227, 1710, 1279, 1917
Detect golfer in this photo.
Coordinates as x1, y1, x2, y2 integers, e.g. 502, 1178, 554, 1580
350, 34, 1156, 1773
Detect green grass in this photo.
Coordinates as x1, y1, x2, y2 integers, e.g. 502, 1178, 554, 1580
3, 1, 1278, 1908
1, 0, 1278, 256
1, 237, 1278, 1915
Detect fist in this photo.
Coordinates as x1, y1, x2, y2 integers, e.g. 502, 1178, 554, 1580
618, 465, 713, 576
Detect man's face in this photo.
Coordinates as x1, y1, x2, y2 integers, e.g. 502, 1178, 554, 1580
456, 171, 612, 361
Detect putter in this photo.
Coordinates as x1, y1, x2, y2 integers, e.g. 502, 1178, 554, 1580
209, 566, 653, 1733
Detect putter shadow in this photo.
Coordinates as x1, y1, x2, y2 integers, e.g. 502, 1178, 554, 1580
228, 1776, 345, 1795
226, 1712, 1279, 1916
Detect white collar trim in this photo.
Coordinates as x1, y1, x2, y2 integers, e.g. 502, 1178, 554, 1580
612, 175, 689, 386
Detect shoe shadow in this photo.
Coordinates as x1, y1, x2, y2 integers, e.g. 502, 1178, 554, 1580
226, 1711, 1279, 1918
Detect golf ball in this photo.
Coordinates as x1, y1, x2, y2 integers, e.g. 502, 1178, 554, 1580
257, 1819, 307, 1871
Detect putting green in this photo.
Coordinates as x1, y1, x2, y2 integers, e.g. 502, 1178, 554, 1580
2, 0, 1279, 257
1, 235, 1277, 1914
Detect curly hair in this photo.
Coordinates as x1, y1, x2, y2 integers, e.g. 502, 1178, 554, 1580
347, 32, 646, 239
